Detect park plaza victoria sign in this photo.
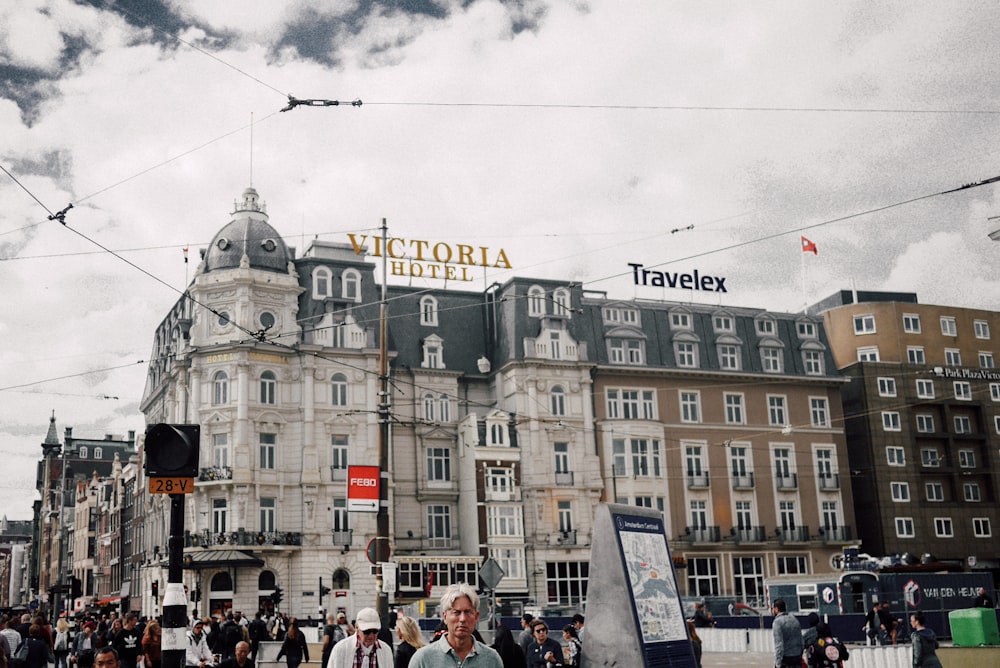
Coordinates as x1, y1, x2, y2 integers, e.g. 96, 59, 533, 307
347, 465, 380, 512
347, 234, 512, 282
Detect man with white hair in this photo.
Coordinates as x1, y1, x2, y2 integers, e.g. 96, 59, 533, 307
327, 608, 391, 668
410, 583, 502, 668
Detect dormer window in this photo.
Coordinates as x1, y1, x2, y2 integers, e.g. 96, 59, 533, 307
422, 334, 445, 369
755, 317, 776, 335
420, 296, 438, 326
528, 286, 546, 317
313, 267, 332, 298
553, 288, 571, 317
796, 320, 817, 339
670, 311, 692, 330
342, 269, 361, 302
713, 314, 734, 333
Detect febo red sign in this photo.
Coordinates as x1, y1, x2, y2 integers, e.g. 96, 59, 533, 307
347, 465, 380, 512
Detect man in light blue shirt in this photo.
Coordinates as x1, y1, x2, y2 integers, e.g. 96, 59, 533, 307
410, 584, 502, 668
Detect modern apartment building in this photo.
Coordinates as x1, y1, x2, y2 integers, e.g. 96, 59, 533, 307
815, 290, 1000, 575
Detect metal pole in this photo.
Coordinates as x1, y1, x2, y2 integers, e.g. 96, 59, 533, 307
376, 218, 391, 623
161, 494, 188, 668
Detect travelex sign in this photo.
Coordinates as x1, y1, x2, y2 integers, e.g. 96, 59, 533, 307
348, 234, 512, 282
629, 263, 727, 292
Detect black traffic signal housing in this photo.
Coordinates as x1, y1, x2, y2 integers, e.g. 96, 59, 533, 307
70, 576, 82, 599
319, 578, 331, 607
191, 583, 202, 603
271, 587, 283, 607
151, 580, 159, 600
144, 423, 200, 478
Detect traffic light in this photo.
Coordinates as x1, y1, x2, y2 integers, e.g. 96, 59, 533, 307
70, 576, 82, 600
191, 583, 202, 603
271, 587, 283, 607
144, 423, 200, 478
152, 580, 159, 600
319, 578, 331, 607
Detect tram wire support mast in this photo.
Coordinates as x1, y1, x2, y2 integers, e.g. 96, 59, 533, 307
376, 218, 391, 624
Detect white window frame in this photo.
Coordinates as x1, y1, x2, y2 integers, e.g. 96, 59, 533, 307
886, 446, 905, 467
761, 346, 783, 373
342, 268, 361, 302
916, 379, 935, 399
714, 315, 734, 333
882, 411, 901, 431
718, 344, 741, 370
259, 432, 276, 470
260, 370, 277, 405
857, 346, 880, 362
973, 518, 992, 538
902, 313, 921, 333
420, 295, 438, 326
426, 446, 452, 483
877, 377, 897, 397
954, 381, 972, 400
955, 416, 972, 434
853, 314, 876, 334
426, 504, 453, 546
528, 286, 545, 317
680, 390, 701, 423
934, 517, 954, 538
907, 346, 926, 365
895, 517, 914, 538
945, 349, 962, 367
980, 352, 996, 369
992, 383, 1000, 402
803, 350, 824, 375
260, 497, 276, 532
550, 385, 566, 417
212, 498, 228, 533
974, 319, 990, 339
768, 395, 788, 427
809, 397, 830, 428
331, 373, 348, 407
724, 393, 745, 425
756, 318, 776, 335
671, 311, 692, 330
921, 448, 940, 468
940, 316, 957, 336
312, 266, 332, 298
958, 448, 976, 468
964, 482, 981, 503
916, 414, 935, 433
890, 482, 910, 502
675, 341, 698, 368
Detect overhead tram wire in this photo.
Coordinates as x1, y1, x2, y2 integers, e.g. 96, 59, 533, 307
584, 173, 1000, 287
363, 101, 1000, 115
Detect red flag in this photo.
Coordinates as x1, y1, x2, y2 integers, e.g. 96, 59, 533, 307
183, 247, 189, 263
801, 236, 817, 255
424, 568, 435, 597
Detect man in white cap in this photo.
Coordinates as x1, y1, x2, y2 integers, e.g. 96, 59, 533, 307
328, 608, 392, 668
410, 583, 502, 667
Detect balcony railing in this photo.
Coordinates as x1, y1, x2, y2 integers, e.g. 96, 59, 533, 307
686, 526, 721, 544
555, 471, 575, 486
775, 473, 798, 491
817, 472, 840, 491
777, 526, 810, 543
485, 487, 521, 502
686, 472, 710, 489
819, 525, 852, 543
556, 529, 577, 546
332, 530, 352, 546
731, 472, 755, 490
198, 466, 233, 482
731, 525, 767, 544
185, 529, 303, 548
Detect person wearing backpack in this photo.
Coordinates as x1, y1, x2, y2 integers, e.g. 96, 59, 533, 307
806, 622, 849, 668
219, 615, 243, 661
53, 620, 72, 668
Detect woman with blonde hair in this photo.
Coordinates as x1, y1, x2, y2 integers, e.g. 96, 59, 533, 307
142, 621, 162, 668
394, 617, 425, 668
54, 619, 72, 668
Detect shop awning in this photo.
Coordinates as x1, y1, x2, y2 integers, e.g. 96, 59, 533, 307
183, 550, 264, 569
95, 596, 121, 605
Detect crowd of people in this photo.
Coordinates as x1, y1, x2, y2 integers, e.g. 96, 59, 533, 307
1, 600, 585, 668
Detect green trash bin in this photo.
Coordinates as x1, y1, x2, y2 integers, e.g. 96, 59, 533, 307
949, 608, 1000, 646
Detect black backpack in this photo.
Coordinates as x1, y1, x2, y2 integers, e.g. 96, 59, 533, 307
224, 622, 243, 647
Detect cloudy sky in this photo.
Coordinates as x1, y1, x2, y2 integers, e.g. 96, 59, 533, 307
2, 0, 1000, 520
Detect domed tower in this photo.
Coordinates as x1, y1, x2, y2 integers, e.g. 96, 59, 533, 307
189, 187, 303, 348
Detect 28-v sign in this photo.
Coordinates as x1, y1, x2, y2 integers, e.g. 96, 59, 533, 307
347, 465, 380, 512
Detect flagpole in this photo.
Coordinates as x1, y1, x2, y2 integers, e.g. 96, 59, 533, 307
800, 244, 807, 313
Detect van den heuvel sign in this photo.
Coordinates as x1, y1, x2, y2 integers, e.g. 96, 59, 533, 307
348, 234, 512, 282
629, 262, 728, 293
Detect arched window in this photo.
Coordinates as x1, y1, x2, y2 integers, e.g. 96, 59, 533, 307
93, 447, 103, 459
313, 266, 332, 298
420, 295, 438, 326
439, 394, 451, 423
79, 446, 88, 459
211, 572, 233, 592
213, 371, 229, 405
528, 286, 546, 317
331, 373, 348, 407
553, 288, 571, 317
550, 385, 566, 416
342, 269, 361, 302
260, 371, 276, 404
423, 394, 435, 422
258, 571, 277, 591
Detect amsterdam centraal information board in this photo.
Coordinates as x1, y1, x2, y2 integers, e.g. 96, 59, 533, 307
581, 504, 695, 667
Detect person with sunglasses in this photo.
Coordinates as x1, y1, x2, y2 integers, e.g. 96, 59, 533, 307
328, 609, 391, 668
525, 621, 562, 668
